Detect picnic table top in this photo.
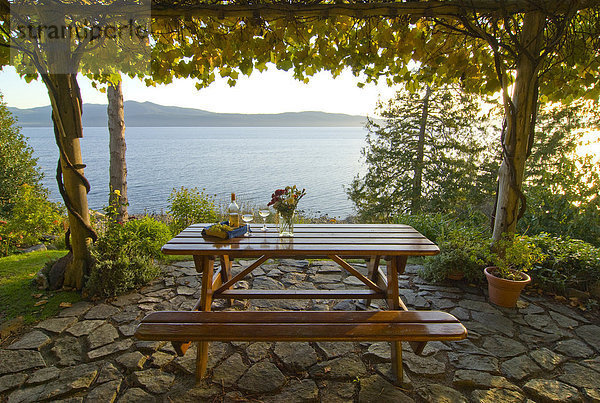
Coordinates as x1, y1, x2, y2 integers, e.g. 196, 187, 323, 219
161, 223, 440, 257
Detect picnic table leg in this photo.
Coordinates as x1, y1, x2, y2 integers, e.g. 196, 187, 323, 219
363, 256, 380, 308
387, 256, 407, 384
220, 255, 233, 306
195, 255, 215, 381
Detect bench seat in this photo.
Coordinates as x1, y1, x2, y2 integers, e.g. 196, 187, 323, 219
135, 310, 467, 342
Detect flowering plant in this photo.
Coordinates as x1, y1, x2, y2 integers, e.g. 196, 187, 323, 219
268, 186, 306, 218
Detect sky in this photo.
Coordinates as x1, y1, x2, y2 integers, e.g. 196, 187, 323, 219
0, 65, 398, 116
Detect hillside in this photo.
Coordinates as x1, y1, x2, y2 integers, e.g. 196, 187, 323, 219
8, 101, 368, 127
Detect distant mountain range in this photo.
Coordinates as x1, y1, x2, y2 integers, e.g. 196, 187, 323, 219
8, 101, 369, 127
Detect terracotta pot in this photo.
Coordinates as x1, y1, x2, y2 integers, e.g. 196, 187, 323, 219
484, 266, 531, 308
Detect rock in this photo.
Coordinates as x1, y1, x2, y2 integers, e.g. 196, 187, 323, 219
458, 300, 500, 314
471, 388, 525, 403
117, 387, 156, 403
35, 270, 49, 290
374, 363, 413, 388
38, 363, 98, 400
6, 384, 46, 403
66, 320, 105, 337
118, 323, 138, 338
576, 325, 600, 352
35, 317, 78, 334
274, 342, 318, 371
150, 351, 174, 368
110, 293, 142, 307
87, 339, 133, 360
23, 244, 47, 253
501, 355, 541, 381
530, 347, 565, 371
482, 335, 526, 358
96, 362, 122, 384
448, 353, 498, 374
132, 369, 175, 394
264, 379, 319, 403
238, 361, 286, 393
7, 330, 51, 350
416, 383, 467, 403
51, 335, 84, 366
48, 252, 71, 290
320, 380, 356, 402
58, 301, 93, 317
524, 314, 568, 336
84, 304, 121, 320
451, 340, 491, 356
87, 323, 119, 349
267, 268, 283, 277
452, 370, 519, 391
309, 355, 368, 379
582, 357, 600, 373
312, 274, 342, 283
246, 342, 271, 362
558, 363, 600, 389
27, 367, 60, 384
549, 311, 580, 329
583, 388, 600, 402
0, 350, 45, 375
360, 375, 414, 402
0, 373, 28, 394
111, 310, 140, 324
471, 312, 514, 337
253, 276, 286, 290
364, 342, 391, 362
315, 342, 356, 359
85, 379, 122, 403
342, 276, 365, 286
332, 300, 356, 310
555, 339, 594, 358
212, 353, 247, 387
518, 325, 562, 345
523, 379, 581, 402
449, 307, 471, 321
116, 351, 147, 370
176, 286, 195, 296
168, 382, 221, 402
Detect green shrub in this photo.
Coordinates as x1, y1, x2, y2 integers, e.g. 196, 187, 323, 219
392, 213, 460, 244
167, 187, 218, 233
528, 234, 600, 294
84, 211, 171, 298
0, 184, 65, 256
85, 254, 159, 298
0, 93, 44, 217
421, 226, 493, 283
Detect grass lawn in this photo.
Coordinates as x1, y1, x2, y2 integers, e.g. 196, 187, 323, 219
0, 250, 81, 325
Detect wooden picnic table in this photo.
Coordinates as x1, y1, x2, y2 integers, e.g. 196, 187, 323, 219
138, 223, 467, 383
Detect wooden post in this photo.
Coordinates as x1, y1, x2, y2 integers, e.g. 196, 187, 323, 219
195, 255, 214, 381
386, 255, 407, 383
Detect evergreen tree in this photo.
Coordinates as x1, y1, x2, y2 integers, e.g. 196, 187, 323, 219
347, 85, 497, 221
519, 100, 600, 245
0, 93, 43, 217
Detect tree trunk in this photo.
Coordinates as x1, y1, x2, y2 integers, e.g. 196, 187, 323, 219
46, 73, 94, 289
492, 12, 546, 241
107, 80, 129, 222
412, 85, 430, 214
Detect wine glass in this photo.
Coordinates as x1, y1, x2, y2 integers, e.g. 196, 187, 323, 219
258, 206, 270, 231
241, 205, 254, 236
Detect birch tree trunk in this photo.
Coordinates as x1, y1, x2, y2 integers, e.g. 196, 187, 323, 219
107, 80, 128, 222
492, 11, 545, 241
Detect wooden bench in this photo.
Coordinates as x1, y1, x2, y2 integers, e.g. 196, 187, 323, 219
135, 310, 467, 381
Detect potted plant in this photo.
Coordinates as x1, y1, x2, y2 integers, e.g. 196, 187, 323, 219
485, 235, 542, 307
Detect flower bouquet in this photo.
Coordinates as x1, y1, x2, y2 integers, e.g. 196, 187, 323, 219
268, 186, 306, 237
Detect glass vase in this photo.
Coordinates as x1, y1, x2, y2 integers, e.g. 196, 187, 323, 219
278, 212, 295, 237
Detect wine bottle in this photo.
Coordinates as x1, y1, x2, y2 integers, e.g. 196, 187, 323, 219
228, 193, 240, 227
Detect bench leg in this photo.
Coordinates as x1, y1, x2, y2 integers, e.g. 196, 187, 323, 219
195, 255, 215, 382
363, 256, 380, 308
387, 256, 407, 384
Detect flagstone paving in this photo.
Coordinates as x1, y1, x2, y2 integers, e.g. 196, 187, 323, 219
1, 259, 599, 402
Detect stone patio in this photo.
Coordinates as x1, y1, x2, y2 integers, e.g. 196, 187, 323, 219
1, 259, 599, 402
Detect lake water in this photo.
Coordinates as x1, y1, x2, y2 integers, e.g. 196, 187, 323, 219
23, 127, 367, 218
